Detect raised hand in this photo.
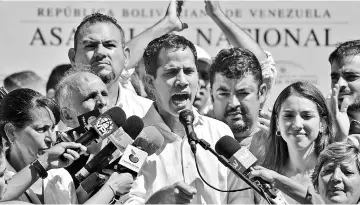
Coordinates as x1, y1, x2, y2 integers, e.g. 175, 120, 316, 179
258, 108, 272, 133
165, 0, 188, 32
204, 0, 222, 17
330, 84, 351, 141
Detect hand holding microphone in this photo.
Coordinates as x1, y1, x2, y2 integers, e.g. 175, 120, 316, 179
104, 172, 135, 196
248, 166, 278, 188
215, 135, 277, 198
38, 142, 87, 170
76, 115, 144, 182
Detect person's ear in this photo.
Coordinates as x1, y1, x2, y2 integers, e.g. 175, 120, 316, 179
4, 123, 16, 145
123, 47, 131, 70
258, 83, 268, 109
68, 48, 76, 68
144, 74, 156, 93
61, 107, 77, 127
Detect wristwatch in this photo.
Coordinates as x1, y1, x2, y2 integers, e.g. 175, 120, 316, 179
31, 159, 48, 179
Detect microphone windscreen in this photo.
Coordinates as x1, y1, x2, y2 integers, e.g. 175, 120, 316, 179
179, 109, 194, 125
215, 135, 241, 159
133, 126, 164, 155
123, 115, 144, 138
106, 107, 127, 127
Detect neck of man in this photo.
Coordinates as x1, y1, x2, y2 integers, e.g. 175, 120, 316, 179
157, 105, 187, 138
285, 143, 317, 175
234, 124, 259, 147
107, 79, 121, 107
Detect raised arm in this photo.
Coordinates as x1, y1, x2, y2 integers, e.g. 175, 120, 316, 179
204, 0, 267, 62
125, 0, 188, 69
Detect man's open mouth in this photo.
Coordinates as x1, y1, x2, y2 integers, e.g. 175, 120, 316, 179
171, 93, 190, 105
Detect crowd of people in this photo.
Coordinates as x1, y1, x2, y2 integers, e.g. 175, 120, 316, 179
0, 0, 360, 204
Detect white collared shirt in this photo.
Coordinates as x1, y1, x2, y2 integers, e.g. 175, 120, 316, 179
120, 104, 254, 204
116, 82, 153, 118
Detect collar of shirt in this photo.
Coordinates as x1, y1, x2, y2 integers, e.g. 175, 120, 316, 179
142, 103, 204, 141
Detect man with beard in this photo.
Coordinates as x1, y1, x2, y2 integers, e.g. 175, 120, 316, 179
204, 0, 275, 152
120, 34, 251, 204
68, 0, 187, 118
209, 48, 267, 151
329, 40, 360, 135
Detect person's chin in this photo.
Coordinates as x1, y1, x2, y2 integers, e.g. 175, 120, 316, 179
326, 194, 347, 204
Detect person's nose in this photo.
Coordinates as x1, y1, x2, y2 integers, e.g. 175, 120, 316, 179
45, 129, 57, 145
94, 44, 108, 59
292, 115, 304, 130
228, 95, 240, 108
330, 167, 342, 183
338, 76, 349, 92
175, 70, 189, 87
95, 95, 108, 110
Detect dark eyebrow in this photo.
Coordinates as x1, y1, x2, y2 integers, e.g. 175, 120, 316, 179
103, 40, 118, 44
82, 40, 98, 45
235, 87, 251, 92
84, 90, 98, 101
217, 85, 229, 92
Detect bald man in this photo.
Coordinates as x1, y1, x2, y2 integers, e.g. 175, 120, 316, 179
55, 71, 109, 129
55, 71, 111, 187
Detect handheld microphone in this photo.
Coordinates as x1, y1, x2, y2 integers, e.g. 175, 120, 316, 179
80, 126, 164, 194
179, 109, 198, 153
117, 126, 164, 176
77, 109, 101, 128
75, 115, 144, 182
215, 135, 286, 203
75, 107, 126, 146
57, 109, 102, 143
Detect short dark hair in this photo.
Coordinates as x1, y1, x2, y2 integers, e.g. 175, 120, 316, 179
0, 88, 60, 145
46, 64, 72, 92
74, 13, 125, 51
209, 48, 262, 89
328, 40, 360, 65
4, 70, 43, 92
143, 33, 197, 78
263, 81, 334, 173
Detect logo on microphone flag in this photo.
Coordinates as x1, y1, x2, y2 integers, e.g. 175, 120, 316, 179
119, 144, 148, 173
91, 114, 119, 139
229, 147, 257, 173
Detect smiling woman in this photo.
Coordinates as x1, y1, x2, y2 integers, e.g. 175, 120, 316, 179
258, 81, 334, 204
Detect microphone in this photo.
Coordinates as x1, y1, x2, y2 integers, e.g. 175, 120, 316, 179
77, 109, 101, 128
80, 126, 164, 194
75, 116, 144, 182
117, 126, 164, 176
215, 135, 288, 204
75, 107, 126, 146
179, 109, 198, 153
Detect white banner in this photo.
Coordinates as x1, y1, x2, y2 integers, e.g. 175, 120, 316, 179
1, 1, 360, 108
